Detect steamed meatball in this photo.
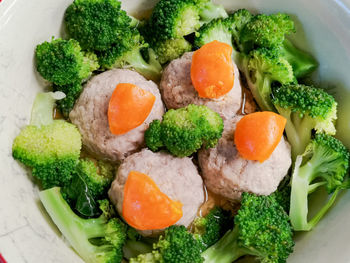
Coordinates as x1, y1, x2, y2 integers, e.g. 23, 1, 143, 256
70, 69, 165, 162
108, 149, 205, 236
160, 52, 242, 120
198, 116, 291, 201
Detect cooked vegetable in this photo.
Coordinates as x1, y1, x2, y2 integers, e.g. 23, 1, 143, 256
143, 0, 227, 63
289, 134, 349, 231
62, 158, 115, 217
202, 193, 294, 263
234, 112, 287, 162
122, 171, 183, 230
191, 40, 234, 99
40, 187, 127, 263
192, 207, 233, 251
130, 225, 203, 263
12, 92, 81, 189
97, 30, 162, 81
65, 0, 131, 51
145, 104, 224, 157
239, 48, 295, 111
53, 82, 82, 117
35, 38, 99, 85
240, 13, 317, 78
272, 84, 337, 158
108, 83, 155, 135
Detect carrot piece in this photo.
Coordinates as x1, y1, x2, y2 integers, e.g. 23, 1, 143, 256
108, 83, 155, 135
122, 171, 183, 230
234, 112, 287, 163
191, 40, 234, 99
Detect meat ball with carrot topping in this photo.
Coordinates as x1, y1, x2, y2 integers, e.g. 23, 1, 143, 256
69, 69, 165, 162
198, 115, 292, 201
160, 41, 242, 120
108, 149, 205, 236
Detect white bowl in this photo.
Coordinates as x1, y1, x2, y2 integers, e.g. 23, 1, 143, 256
1, 0, 350, 262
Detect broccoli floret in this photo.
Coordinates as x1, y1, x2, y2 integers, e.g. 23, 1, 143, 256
239, 48, 294, 111
271, 184, 291, 213
53, 82, 82, 118
98, 29, 162, 81
35, 38, 99, 85
62, 159, 115, 217
192, 207, 233, 251
144, 0, 227, 63
39, 187, 127, 263
123, 227, 155, 260
280, 39, 318, 79
12, 92, 82, 189
272, 84, 337, 158
240, 13, 295, 52
239, 13, 317, 78
289, 134, 349, 231
145, 104, 224, 157
65, 0, 131, 51
202, 193, 294, 263
130, 225, 203, 263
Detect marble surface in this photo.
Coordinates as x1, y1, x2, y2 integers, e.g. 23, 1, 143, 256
0, 0, 350, 262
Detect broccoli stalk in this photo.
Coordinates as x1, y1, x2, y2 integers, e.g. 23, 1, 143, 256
289, 134, 349, 231
202, 193, 294, 263
98, 30, 162, 81
272, 84, 337, 159
39, 187, 126, 263
239, 48, 295, 111
12, 92, 82, 189
145, 104, 224, 157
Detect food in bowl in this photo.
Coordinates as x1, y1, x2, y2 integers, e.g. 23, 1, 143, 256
11, 0, 350, 262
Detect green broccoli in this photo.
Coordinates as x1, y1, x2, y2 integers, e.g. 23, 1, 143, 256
272, 84, 337, 158
130, 225, 203, 263
239, 48, 294, 111
192, 207, 233, 251
35, 38, 99, 85
271, 184, 291, 213
289, 134, 349, 231
64, 0, 131, 51
97, 29, 162, 81
39, 187, 127, 263
53, 82, 82, 118
239, 13, 317, 78
144, 0, 227, 63
62, 158, 115, 217
145, 104, 224, 157
123, 227, 155, 260
12, 92, 82, 189
202, 193, 294, 263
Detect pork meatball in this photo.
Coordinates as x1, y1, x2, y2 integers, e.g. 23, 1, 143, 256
198, 116, 291, 201
108, 149, 205, 236
160, 52, 242, 120
70, 69, 165, 162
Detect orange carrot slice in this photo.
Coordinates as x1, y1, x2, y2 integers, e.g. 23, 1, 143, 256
191, 40, 234, 99
108, 83, 155, 135
234, 112, 287, 163
122, 171, 183, 230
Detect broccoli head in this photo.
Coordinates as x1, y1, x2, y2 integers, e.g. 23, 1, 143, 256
98, 29, 162, 81
145, 104, 224, 157
272, 84, 337, 158
53, 82, 82, 118
240, 13, 295, 52
39, 187, 127, 263
239, 48, 294, 111
62, 158, 115, 217
130, 225, 203, 263
65, 0, 131, 51
153, 38, 192, 65
35, 38, 99, 85
289, 134, 349, 231
192, 207, 233, 251
202, 193, 294, 263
